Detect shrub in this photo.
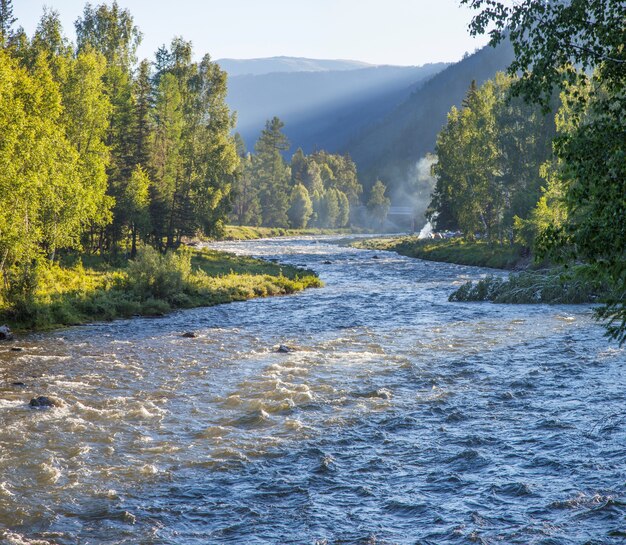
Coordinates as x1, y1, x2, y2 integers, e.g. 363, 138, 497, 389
127, 247, 192, 302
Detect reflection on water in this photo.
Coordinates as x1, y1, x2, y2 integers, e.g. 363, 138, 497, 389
0, 237, 623, 544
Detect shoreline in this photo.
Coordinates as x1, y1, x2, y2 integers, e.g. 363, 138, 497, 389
213, 225, 368, 242
350, 235, 529, 270
1, 247, 322, 335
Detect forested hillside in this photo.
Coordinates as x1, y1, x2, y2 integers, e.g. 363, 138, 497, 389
344, 40, 514, 194
226, 62, 448, 153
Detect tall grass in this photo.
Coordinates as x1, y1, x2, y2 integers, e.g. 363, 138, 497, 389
353, 236, 526, 270
450, 266, 610, 304
0, 247, 322, 331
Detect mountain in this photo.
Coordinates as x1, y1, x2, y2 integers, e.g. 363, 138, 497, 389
343, 41, 516, 198
225, 61, 449, 154
217, 56, 374, 77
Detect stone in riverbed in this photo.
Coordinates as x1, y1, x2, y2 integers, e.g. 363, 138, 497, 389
0, 325, 13, 341
29, 396, 62, 408
182, 331, 198, 338
276, 344, 297, 353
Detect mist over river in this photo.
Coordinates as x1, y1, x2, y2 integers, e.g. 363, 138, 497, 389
0, 237, 624, 545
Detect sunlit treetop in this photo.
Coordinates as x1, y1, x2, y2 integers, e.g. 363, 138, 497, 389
461, 0, 626, 107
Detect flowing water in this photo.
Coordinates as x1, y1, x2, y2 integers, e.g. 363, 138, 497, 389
0, 237, 624, 545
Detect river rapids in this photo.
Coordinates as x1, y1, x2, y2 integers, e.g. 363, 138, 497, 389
0, 237, 623, 544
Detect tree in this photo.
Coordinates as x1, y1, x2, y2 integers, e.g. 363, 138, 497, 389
132, 59, 153, 169
462, 0, 626, 108
253, 117, 291, 227
302, 160, 324, 196
150, 72, 183, 248
287, 184, 313, 228
122, 165, 151, 257
60, 48, 113, 252
231, 152, 261, 226
367, 180, 391, 229
462, 0, 626, 343
75, 1, 142, 251
290, 148, 306, 186
75, 1, 141, 70
337, 190, 350, 228
0, 0, 16, 46
430, 74, 555, 242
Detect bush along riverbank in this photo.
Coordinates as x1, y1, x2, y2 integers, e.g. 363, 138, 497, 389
449, 265, 613, 305
352, 237, 619, 318
351, 236, 528, 270
1, 247, 322, 332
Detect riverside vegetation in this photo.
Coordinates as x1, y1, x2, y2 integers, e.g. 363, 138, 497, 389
0, 1, 331, 331
394, 1, 625, 344
2, 246, 321, 331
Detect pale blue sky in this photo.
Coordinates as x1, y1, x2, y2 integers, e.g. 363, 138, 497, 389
14, 0, 488, 66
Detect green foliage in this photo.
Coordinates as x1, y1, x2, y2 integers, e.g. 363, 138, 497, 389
429, 73, 554, 242
367, 180, 391, 228
0, 0, 16, 45
287, 184, 313, 228
253, 117, 291, 227
0, 247, 321, 331
462, 0, 626, 343
353, 236, 525, 270
230, 120, 361, 229
449, 266, 612, 305
127, 246, 191, 301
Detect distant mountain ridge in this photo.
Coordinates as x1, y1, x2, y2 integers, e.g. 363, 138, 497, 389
217, 56, 375, 77
224, 61, 449, 154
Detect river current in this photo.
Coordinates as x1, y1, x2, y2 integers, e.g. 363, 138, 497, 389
0, 237, 624, 545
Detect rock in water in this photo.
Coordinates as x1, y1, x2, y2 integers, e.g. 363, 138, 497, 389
0, 325, 13, 341
276, 344, 296, 353
182, 332, 198, 338
29, 396, 61, 408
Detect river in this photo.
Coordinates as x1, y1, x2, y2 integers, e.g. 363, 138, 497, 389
0, 237, 624, 544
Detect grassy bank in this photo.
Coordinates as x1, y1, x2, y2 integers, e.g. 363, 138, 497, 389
352, 236, 527, 270
2, 247, 322, 332
219, 225, 363, 241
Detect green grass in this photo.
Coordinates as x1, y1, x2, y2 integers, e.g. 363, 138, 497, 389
219, 225, 363, 241
352, 236, 527, 270
1, 247, 322, 332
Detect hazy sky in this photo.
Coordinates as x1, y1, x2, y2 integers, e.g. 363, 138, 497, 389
14, 0, 489, 66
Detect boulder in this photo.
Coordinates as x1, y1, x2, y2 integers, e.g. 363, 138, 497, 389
182, 331, 198, 338
322, 260, 332, 265
29, 396, 62, 408
0, 325, 13, 341
276, 344, 296, 353
10, 347, 23, 352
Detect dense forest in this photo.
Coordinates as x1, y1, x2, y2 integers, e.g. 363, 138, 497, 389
231, 118, 372, 229
0, 1, 239, 255
428, 0, 625, 343
0, 0, 384, 323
